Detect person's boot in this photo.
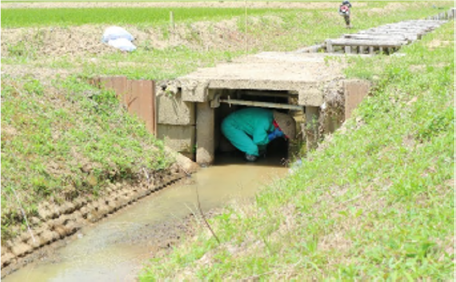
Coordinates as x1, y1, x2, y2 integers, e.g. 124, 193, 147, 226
245, 154, 258, 162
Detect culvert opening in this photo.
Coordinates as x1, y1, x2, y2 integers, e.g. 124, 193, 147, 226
212, 89, 303, 165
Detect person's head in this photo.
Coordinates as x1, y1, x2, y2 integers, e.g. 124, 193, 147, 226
272, 111, 296, 140
342, 0, 351, 5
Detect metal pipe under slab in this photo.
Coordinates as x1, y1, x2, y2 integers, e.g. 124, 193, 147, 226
241, 90, 297, 98
219, 98, 304, 111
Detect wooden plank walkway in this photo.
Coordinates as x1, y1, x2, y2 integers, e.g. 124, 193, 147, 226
298, 9, 453, 55
325, 19, 448, 54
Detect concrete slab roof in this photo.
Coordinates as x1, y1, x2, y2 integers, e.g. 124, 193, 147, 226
177, 52, 368, 106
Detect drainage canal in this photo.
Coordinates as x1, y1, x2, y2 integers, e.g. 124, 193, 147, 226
3, 156, 288, 282
9, 14, 450, 281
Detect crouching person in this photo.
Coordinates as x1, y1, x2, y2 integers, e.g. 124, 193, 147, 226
221, 107, 296, 162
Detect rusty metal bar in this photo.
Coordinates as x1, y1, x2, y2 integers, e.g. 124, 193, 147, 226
219, 98, 303, 111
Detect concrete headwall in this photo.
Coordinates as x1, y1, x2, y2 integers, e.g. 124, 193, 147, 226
156, 89, 196, 159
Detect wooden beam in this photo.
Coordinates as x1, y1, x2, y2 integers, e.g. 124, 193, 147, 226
327, 38, 407, 48
345, 33, 418, 41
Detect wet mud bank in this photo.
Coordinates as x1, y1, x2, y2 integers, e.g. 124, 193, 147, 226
1, 165, 190, 278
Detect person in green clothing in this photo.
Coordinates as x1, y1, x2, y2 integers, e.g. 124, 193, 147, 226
221, 107, 296, 162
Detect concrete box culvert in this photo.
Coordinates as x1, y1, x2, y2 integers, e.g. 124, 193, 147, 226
92, 53, 372, 165
163, 52, 372, 165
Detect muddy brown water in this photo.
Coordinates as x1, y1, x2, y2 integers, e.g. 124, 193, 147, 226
3, 154, 288, 282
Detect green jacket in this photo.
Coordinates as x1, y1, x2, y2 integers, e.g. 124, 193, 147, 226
221, 108, 275, 156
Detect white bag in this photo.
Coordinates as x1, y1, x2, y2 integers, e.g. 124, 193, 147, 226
107, 38, 137, 52
102, 26, 134, 43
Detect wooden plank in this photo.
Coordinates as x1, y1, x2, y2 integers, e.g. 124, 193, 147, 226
368, 28, 428, 34
383, 21, 443, 26
89, 77, 100, 87
369, 26, 432, 30
296, 44, 324, 53
383, 23, 441, 28
358, 29, 423, 35
401, 20, 446, 24
133, 80, 155, 135
360, 30, 425, 38
98, 77, 114, 91
344, 80, 371, 120
346, 33, 418, 41
89, 77, 156, 135
327, 38, 407, 47
126, 80, 141, 117
358, 30, 422, 39
110, 76, 128, 104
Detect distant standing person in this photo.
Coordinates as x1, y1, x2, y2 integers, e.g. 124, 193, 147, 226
339, 0, 352, 28
221, 107, 296, 162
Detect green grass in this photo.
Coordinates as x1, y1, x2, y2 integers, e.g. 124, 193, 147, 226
139, 20, 454, 282
1, 75, 173, 241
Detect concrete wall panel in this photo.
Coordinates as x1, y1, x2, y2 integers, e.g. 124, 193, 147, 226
298, 84, 324, 107
156, 93, 195, 125
157, 124, 195, 157
180, 79, 209, 102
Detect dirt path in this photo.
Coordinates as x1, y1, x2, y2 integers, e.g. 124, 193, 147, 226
1, 1, 366, 9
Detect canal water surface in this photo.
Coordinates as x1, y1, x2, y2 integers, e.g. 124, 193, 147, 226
4, 154, 288, 282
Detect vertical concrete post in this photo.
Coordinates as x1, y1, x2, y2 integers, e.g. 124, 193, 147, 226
369, 46, 374, 54
196, 102, 215, 165
326, 40, 333, 53
305, 106, 320, 152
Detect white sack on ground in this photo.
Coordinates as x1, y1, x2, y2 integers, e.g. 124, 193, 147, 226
107, 38, 137, 52
102, 26, 134, 43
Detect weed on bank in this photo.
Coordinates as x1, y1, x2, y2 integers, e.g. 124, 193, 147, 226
139, 21, 454, 281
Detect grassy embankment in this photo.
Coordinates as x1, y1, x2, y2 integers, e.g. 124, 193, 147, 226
2, 2, 450, 79
139, 10, 455, 282
1, 1, 453, 274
